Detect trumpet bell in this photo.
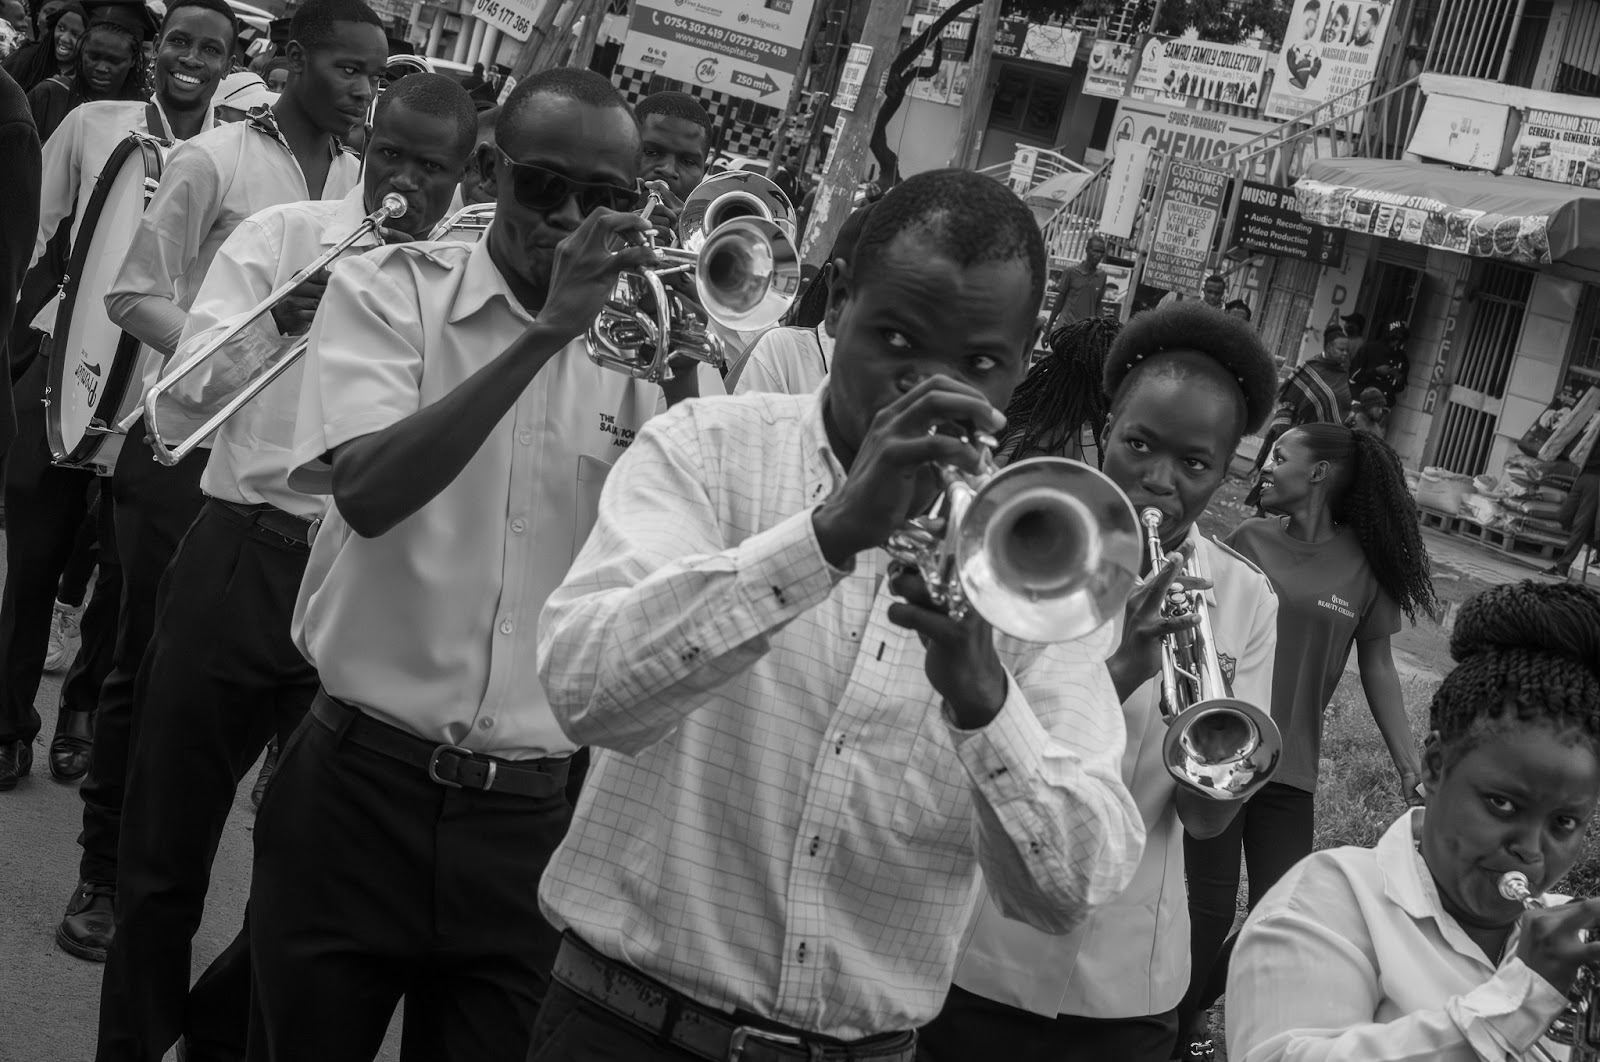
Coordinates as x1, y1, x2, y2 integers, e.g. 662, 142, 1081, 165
954, 457, 1142, 643
695, 217, 801, 332
1163, 698, 1282, 801
680, 171, 796, 251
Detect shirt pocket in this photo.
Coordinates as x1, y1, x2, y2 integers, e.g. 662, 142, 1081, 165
891, 712, 975, 855
574, 454, 613, 563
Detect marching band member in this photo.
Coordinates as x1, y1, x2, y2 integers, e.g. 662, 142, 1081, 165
56, 0, 380, 972
96, 73, 477, 1062
1178, 422, 1438, 1052
250, 69, 716, 1061
922, 303, 1281, 1062
1227, 581, 1600, 1062
0, 0, 233, 802
0, 63, 38, 492
531, 169, 1142, 1061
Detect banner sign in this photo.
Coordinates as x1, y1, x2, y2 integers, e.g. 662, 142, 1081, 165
1133, 37, 1270, 110
1098, 140, 1151, 239
1108, 98, 1275, 164
1294, 178, 1554, 265
1510, 108, 1600, 188
1265, 0, 1393, 124
1233, 180, 1345, 263
1019, 24, 1081, 68
912, 0, 975, 62
1084, 37, 1133, 98
834, 43, 872, 112
472, 0, 537, 42
1144, 160, 1228, 294
993, 16, 1027, 57
619, 0, 818, 104
1408, 93, 1512, 171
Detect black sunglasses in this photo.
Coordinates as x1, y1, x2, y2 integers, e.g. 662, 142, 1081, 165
495, 150, 639, 215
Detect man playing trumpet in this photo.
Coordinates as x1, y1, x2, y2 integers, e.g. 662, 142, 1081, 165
921, 302, 1282, 1061
531, 168, 1143, 1061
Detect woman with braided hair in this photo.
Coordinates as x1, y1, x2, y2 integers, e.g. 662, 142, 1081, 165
1176, 421, 1440, 1056
993, 315, 1119, 467
1226, 580, 1600, 1061
25, 10, 146, 140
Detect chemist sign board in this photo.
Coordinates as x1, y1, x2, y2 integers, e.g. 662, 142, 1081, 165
619, 0, 819, 104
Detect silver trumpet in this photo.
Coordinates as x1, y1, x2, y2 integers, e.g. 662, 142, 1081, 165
428, 201, 495, 241
587, 172, 801, 382
885, 431, 1143, 644
1500, 870, 1600, 1062
126, 193, 409, 464
1142, 508, 1281, 800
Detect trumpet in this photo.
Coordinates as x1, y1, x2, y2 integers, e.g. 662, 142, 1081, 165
1499, 871, 1600, 1062
428, 201, 494, 241
127, 193, 409, 464
884, 430, 1143, 643
587, 172, 801, 382
1141, 508, 1281, 801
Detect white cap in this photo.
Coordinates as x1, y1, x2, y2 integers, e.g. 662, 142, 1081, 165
215, 71, 277, 112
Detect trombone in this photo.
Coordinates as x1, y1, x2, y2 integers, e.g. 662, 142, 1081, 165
1500, 871, 1600, 1062
1141, 508, 1281, 801
125, 193, 409, 465
884, 430, 1143, 644
587, 171, 801, 382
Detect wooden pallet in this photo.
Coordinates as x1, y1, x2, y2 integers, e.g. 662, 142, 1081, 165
1416, 505, 1563, 561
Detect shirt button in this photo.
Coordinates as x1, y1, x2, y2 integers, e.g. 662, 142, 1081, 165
479, 717, 494, 730
518, 430, 533, 445
499, 619, 514, 635
511, 519, 526, 534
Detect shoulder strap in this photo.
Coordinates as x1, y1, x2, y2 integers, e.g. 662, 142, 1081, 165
145, 100, 165, 141
812, 327, 827, 372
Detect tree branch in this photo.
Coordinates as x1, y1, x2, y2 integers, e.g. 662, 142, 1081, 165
869, 0, 980, 187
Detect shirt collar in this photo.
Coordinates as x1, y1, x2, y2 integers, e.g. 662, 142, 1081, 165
149, 96, 216, 141
320, 185, 383, 248
245, 105, 346, 160
448, 237, 534, 324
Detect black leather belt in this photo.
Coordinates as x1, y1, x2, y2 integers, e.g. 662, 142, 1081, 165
551, 934, 917, 1062
309, 690, 570, 799
208, 497, 315, 551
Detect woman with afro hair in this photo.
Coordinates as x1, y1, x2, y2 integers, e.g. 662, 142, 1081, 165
1226, 580, 1600, 1061
1177, 420, 1441, 1055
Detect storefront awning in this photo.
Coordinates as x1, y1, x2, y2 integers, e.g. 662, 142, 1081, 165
1293, 157, 1600, 270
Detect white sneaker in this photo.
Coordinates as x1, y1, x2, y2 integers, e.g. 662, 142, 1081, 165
43, 600, 84, 673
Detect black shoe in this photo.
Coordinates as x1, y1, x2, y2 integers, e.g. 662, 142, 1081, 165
56, 880, 115, 962
48, 709, 93, 782
251, 738, 280, 811
0, 740, 33, 790
1542, 564, 1571, 578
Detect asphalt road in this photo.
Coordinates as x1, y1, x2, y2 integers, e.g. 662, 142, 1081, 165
0, 588, 402, 1062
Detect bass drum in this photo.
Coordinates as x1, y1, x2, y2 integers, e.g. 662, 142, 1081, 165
43, 132, 167, 473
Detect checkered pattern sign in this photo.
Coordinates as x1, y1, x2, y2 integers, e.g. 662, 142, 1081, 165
612, 65, 780, 161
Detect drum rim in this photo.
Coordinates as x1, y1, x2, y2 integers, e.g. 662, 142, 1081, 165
45, 132, 166, 468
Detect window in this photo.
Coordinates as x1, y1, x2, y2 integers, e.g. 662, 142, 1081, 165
987, 64, 1072, 142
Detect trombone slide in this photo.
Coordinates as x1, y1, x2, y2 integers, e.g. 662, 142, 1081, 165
129, 193, 408, 463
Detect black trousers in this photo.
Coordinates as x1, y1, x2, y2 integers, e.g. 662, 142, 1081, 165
59, 495, 102, 607
918, 985, 1180, 1062
248, 698, 573, 1062
1178, 782, 1315, 1027
76, 421, 206, 885
95, 500, 317, 1062
0, 356, 120, 743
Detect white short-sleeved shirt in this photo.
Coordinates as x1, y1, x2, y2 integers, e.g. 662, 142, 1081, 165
731, 324, 834, 396
289, 235, 723, 759
1227, 809, 1570, 1062
953, 528, 1279, 1019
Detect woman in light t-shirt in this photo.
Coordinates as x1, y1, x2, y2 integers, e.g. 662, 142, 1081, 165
728, 201, 874, 396
1177, 422, 1441, 1054
1227, 580, 1600, 1062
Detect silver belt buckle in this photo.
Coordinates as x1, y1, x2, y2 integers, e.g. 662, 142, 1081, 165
427, 744, 497, 790
728, 1025, 805, 1061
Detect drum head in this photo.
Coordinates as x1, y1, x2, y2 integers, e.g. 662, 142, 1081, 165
45, 135, 163, 467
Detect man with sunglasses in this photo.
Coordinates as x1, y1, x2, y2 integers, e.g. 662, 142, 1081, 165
246, 68, 722, 1062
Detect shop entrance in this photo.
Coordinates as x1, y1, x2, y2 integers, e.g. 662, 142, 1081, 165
1430, 261, 1534, 475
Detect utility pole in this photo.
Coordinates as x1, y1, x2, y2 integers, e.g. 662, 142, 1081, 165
944, 0, 1001, 169
798, 0, 910, 267
567, 0, 606, 70
766, 0, 833, 177
509, 0, 584, 80
1121, 0, 1165, 97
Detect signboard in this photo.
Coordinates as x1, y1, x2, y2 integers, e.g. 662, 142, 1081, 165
619, 0, 819, 104
1509, 107, 1600, 188
1233, 179, 1345, 263
1265, 0, 1393, 124
1295, 178, 1554, 265
1099, 140, 1151, 239
472, 0, 537, 42
1133, 37, 1270, 110
1144, 160, 1228, 294
1019, 24, 1081, 68
1084, 38, 1134, 98
994, 17, 1027, 57
913, 0, 975, 62
1108, 98, 1275, 166
1008, 146, 1040, 194
908, 12, 970, 106
1407, 93, 1512, 170
834, 43, 872, 112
